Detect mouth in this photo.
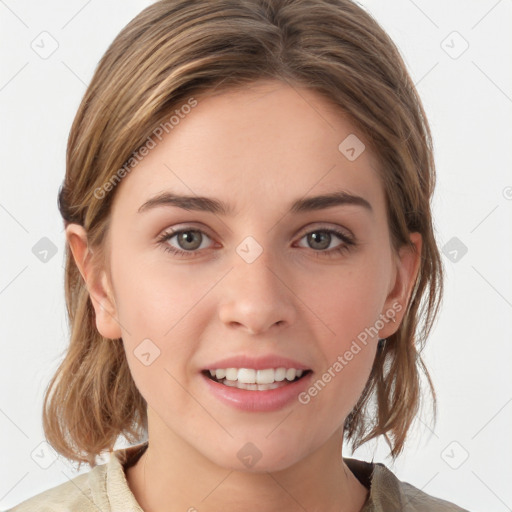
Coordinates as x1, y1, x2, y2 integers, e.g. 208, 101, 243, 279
201, 368, 313, 391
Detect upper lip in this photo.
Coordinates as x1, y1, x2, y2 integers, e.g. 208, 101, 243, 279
202, 355, 312, 371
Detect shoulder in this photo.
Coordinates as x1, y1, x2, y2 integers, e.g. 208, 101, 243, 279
369, 462, 470, 511
5, 469, 101, 512
344, 457, 469, 512
6, 443, 146, 512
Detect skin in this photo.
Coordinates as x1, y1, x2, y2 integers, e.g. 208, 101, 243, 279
67, 80, 421, 512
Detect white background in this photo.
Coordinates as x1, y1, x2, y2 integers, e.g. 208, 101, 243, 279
1, 1, 511, 511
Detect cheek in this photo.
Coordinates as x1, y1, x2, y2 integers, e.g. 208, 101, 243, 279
114, 264, 206, 412
110, 252, 209, 395
111, 244, 206, 338
298, 261, 385, 408
307, 260, 388, 343
301, 285, 378, 420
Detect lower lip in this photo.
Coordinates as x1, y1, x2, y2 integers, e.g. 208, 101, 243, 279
200, 371, 314, 412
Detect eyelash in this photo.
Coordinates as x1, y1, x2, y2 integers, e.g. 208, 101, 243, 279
156, 226, 356, 259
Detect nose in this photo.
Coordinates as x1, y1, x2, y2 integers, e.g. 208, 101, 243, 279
218, 250, 298, 336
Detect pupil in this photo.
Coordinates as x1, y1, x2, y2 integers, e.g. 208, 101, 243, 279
309, 231, 330, 250
179, 231, 201, 250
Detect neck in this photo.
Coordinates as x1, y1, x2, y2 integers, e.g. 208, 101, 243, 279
125, 412, 369, 512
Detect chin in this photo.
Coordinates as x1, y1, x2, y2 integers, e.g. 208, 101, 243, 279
204, 443, 304, 474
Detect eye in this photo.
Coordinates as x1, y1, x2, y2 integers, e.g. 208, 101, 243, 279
296, 228, 355, 257
157, 228, 214, 257
157, 225, 356, 259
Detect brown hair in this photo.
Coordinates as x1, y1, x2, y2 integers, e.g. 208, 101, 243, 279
46, 0, 443, 468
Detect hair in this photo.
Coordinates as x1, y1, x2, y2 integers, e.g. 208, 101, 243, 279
46, 0, 444, 469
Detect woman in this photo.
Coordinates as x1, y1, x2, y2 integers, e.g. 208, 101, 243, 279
9, 0, 468, 510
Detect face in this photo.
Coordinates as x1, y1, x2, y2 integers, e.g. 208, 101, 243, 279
68, 79, 420, 472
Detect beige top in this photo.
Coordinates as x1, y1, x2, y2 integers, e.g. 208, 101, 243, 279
8, 441, 469, 511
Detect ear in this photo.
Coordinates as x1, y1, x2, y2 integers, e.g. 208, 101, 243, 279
65, 224, 123, 340
378, 232, 422, 339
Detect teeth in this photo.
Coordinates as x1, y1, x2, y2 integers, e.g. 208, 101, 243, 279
225, 368, 238, 381
221, 380, 283, 391
208, 367, 305, 384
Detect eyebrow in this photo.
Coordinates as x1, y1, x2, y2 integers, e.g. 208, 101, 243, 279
137, 189, 373, 216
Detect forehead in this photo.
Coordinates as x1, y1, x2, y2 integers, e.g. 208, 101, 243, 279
110, 80, 385, 220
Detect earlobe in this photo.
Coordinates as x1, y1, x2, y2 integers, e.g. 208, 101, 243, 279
65, 224, 122, 340
379, 232, 422, 339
